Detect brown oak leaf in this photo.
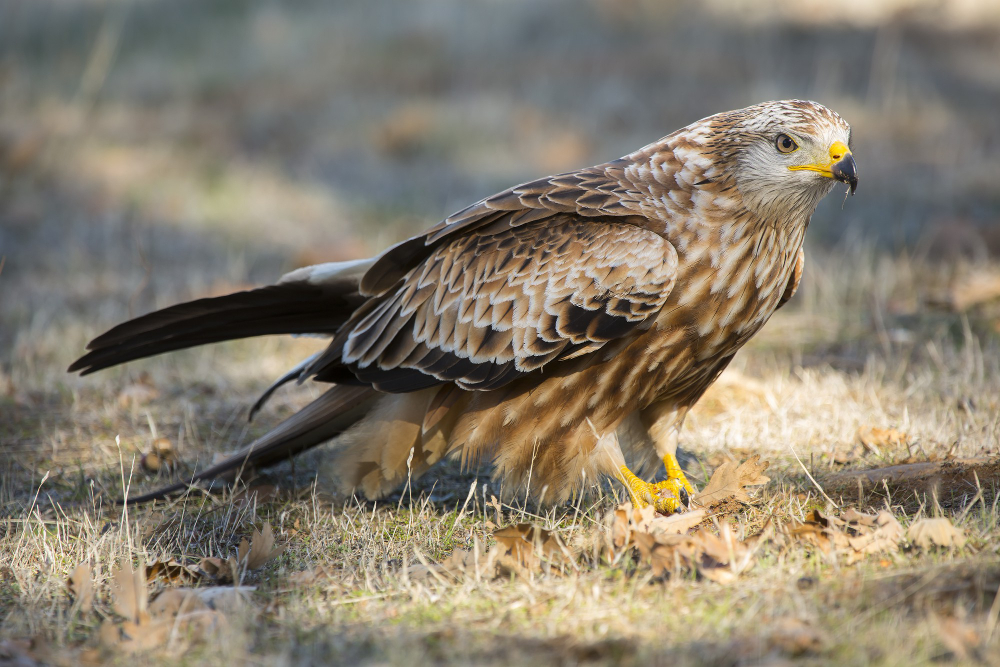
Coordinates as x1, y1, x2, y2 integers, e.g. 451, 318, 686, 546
693, 454, 770, 507
907, 517, 966, 550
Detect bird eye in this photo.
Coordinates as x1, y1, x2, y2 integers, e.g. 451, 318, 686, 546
775, 133, 798, 154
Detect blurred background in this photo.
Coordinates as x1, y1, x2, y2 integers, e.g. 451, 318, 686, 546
2, 0, 1000, 476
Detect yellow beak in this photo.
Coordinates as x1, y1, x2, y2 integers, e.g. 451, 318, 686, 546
789, 140, 858, 194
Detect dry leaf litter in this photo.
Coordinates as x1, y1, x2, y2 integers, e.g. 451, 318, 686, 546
22, 458, 984, 661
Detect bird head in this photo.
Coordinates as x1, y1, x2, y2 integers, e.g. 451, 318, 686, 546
704, 100, 857, 220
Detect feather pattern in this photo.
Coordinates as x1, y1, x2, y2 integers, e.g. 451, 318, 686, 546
69, 99, 855, 506
344, 216, 678, 391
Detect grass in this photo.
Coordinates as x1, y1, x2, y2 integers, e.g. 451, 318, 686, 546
3, 245, 1000, 665
3, 0, 1000, 664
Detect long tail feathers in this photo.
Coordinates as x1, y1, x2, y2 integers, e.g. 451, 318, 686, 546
69, 282, 361, 375
120, 384, 378, 505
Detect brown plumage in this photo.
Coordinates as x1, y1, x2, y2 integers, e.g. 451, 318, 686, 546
69, 100, 858, 510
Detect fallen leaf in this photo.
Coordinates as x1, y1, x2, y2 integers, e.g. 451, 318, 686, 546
141, 438, 176, 473
408, 536, 495, 582
101, 563, 227, 655
649, 508, 708, 534
145, 559, 203, 585
493, 523, 570, 574
907, 517, 966, 550
611, 503, 706, 550
690, 524, 757, 583
235, 522, 285, 572
945, 271, 1000, 312
857, 426, 908, 457
632, 522, 759, 583
196, 557, 235, 584
843, 510, 903, 562
185, 525, 284, 586
832, 443, 862, 465
284, 517, 302, 538
787, 509, 848, 556
632, 531, 690, 577
693, 454, 770, 508
110, 559, 149, 625
786, 508, 903, 564
67, 562, 94, 613
436, 537, 491, 579
285, 565, 336, 587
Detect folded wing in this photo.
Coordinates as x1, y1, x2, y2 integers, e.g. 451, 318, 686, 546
337, 215, 679, 392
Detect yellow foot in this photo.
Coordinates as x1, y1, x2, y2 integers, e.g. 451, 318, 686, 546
618, 465, 684, 514
654, 452, 695, 499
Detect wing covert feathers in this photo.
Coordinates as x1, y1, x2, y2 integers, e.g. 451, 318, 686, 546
359, 163, 643, 295
344, 216, 678, 391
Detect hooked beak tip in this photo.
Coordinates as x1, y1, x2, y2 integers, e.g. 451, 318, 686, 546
831, 153, 858, 195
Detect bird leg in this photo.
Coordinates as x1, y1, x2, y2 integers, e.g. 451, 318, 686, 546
651, 452, 695, 502
617, 464, 684, 514
626, 400, 696, 512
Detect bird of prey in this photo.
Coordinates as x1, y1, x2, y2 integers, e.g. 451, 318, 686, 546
70, 100, 857, 512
